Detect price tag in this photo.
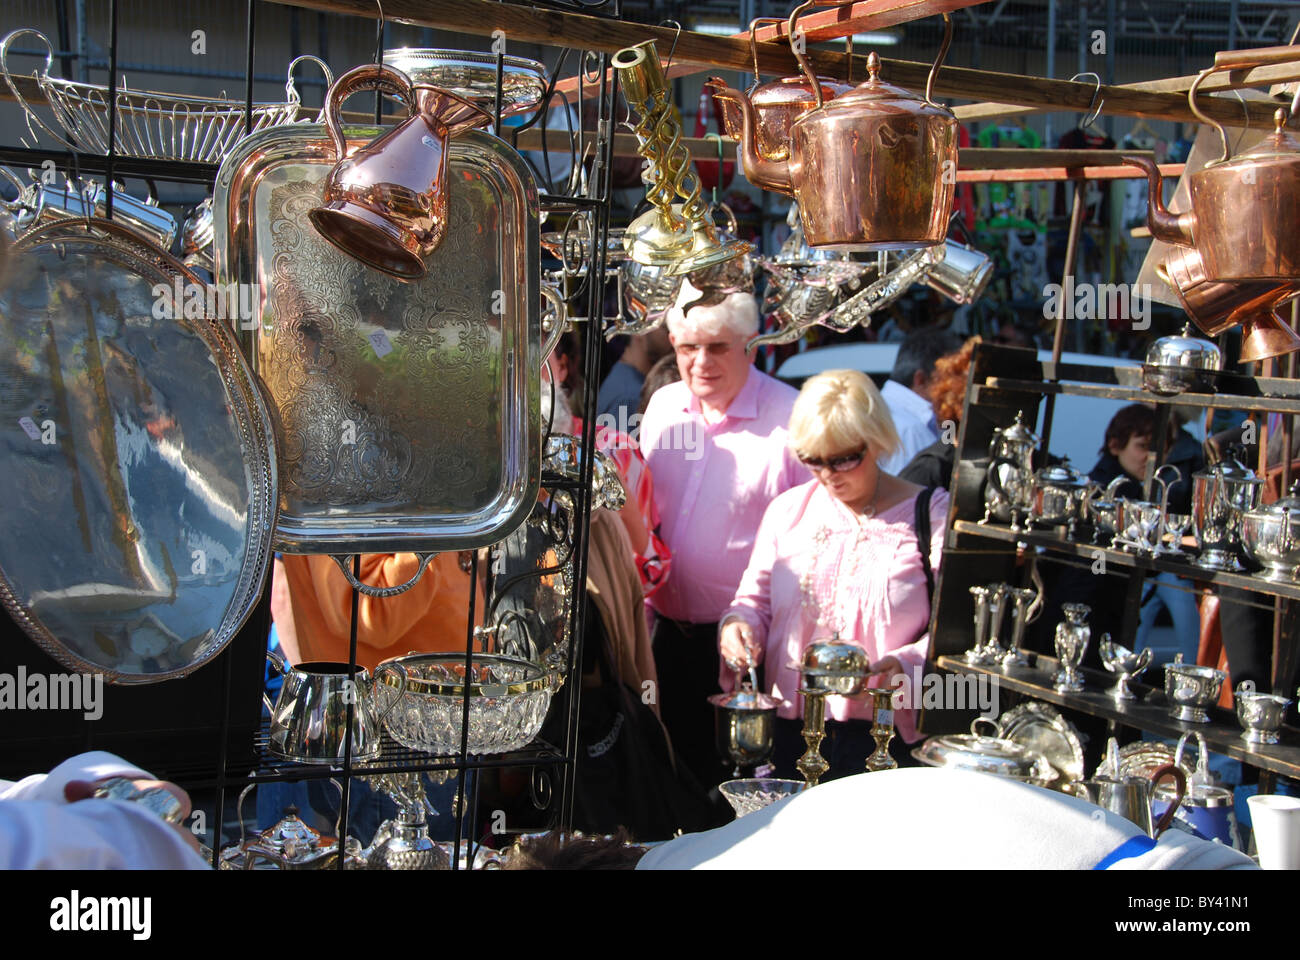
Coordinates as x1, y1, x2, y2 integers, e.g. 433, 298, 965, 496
18, 417, 40, 440
368, 329, 394, 358
876, 708, 894, 727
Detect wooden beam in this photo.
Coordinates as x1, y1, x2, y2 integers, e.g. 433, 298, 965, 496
747, 0, 990, 45
262, 0, 1279, 128
956, 162, 1184, 183
955, 60, 1300, 124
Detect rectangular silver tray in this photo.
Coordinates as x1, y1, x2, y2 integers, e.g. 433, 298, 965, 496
213, 124, 541, 554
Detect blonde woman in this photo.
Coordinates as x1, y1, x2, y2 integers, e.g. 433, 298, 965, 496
719, 369, 949, 776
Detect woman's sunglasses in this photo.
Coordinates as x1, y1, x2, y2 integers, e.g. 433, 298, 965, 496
798, 448, 867, 473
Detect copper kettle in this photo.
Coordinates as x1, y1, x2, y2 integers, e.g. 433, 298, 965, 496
1157, 245, 1300, 362
711, 7, 957, 250
309, 63, 492, 281
1124, 45, 1300, 284
706, 17, 854, 183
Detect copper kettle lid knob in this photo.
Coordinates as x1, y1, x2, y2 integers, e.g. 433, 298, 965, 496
866, 51, 881, 80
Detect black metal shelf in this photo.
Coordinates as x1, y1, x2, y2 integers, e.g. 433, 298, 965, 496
951, 519, 1300, 603
0, 145, 220, 186
934, 653, 1300, 780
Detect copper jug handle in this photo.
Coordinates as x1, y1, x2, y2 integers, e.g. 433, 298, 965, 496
1188, 46, 1300, 163
321, 63, 417, 163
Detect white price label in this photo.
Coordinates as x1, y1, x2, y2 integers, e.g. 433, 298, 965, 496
368, 329, 394, 358
18, 417, 40, 440
876, 708, 894, 727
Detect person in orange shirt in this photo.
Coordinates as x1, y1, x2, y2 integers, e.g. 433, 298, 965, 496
271, 552, 483, 672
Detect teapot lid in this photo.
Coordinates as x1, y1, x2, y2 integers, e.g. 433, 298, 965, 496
246, 807, 334, 862
1250, 480, 1300, 516
1195, 450, 1260, 484
827, 52, 954, 116
1226, 108, 1300, 163
1035, 458, 1083, 483
998, 410, 1040, 446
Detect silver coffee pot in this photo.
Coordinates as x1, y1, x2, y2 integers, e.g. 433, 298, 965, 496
981, 411, 1039, 532
1192, 451, 1264, 571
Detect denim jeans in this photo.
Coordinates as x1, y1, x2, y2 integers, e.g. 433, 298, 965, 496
1136, 572, 1201, 664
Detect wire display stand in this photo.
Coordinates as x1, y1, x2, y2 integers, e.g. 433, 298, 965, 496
0, 0, 621, 869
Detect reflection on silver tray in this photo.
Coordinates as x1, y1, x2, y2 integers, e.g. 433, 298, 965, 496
0, 218, 276, 681
996, 701, 1086, 787
214, 124, 542, 554
383, 48, 549, 117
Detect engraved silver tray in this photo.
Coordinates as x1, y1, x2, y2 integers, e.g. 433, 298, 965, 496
0, 218, 277, 681
213, 124, 542, 555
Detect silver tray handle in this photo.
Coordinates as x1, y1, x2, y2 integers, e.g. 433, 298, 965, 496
330, 552, 438, 598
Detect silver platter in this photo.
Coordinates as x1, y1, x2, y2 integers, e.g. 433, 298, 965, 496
383, 48, 549, 117
0, 218, 276, 682
996, 701, 1086, 788
214, 124, 542, 554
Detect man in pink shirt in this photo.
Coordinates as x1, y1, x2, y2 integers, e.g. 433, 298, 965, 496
638, 282, 804, 787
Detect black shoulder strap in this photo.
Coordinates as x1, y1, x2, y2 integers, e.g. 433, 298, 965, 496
913, 486, 936, 609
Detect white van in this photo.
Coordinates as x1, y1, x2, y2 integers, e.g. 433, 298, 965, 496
773, 343, 1187, 473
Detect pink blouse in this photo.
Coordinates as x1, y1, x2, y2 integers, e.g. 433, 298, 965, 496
720, 479, 949, 744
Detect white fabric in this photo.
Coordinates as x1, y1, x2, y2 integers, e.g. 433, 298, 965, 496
877, 380, 938, 476
0, 751, 209, 870
636, 768, 1258, 871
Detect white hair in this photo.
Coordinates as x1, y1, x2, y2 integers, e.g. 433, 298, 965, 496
665, 278, 759, 340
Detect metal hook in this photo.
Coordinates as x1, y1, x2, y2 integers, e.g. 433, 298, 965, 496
1070, 72, 1104, 131
373, 0, 386, 65
703, 132, 725, 206
658, 20, 683, 73
925, 13, 953, 107
748, 17, 784, 87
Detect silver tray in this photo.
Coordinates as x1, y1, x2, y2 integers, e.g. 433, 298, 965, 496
1094, 740, 1198, 781
383, 48, 548, 118
214, 124, 542, 556
996, 702, 1086, 787
0, 218, 277, 681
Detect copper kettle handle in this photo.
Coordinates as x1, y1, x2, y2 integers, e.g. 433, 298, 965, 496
321, 63, 417, 162
1149, 763, 1188, 838
1188, 45, 1300, 163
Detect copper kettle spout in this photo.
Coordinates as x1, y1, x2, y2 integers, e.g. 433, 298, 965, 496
1122, 153, 1196, 249
1240, 310, 1300, 363
704, 78, 792, 196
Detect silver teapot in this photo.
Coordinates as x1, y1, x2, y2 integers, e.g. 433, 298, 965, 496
980, 411, 1039, 532
1240, 481, 1300, 583
1028, 459, 1092, 539
708, 668, 779, 777
1192, 451, 1264, 571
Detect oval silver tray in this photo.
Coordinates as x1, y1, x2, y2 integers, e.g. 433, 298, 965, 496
996, 701, 1086, 787
213, 124, 542, 554
0, 218, 277, 681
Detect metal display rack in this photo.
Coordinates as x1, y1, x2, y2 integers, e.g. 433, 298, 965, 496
0, 0, 623, 867
930, 342, 1300, 790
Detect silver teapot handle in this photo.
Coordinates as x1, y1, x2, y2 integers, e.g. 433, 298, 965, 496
370, 660, 409, 726
262, 648, 287, 714
330, 552, 437, 598
540, 283, 567, 362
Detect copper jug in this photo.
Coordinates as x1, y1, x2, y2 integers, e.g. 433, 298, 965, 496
1124, 46, 1300, 283
1157, 246, 1300, 362
714, 7, 957, 250
310, 63, 492, 281
706, 17, 853, 186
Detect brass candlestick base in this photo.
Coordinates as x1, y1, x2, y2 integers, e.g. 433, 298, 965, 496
796, 687, 830, 786
863, 686, 898, 772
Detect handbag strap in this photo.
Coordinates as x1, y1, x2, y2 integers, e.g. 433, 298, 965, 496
913, 486, 937, 610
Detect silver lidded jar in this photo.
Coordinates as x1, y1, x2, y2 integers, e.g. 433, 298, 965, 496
1142, 322, 1223, 395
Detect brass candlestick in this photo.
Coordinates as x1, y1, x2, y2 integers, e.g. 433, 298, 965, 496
796, 686, 830, 786
863, 686, 899, 772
